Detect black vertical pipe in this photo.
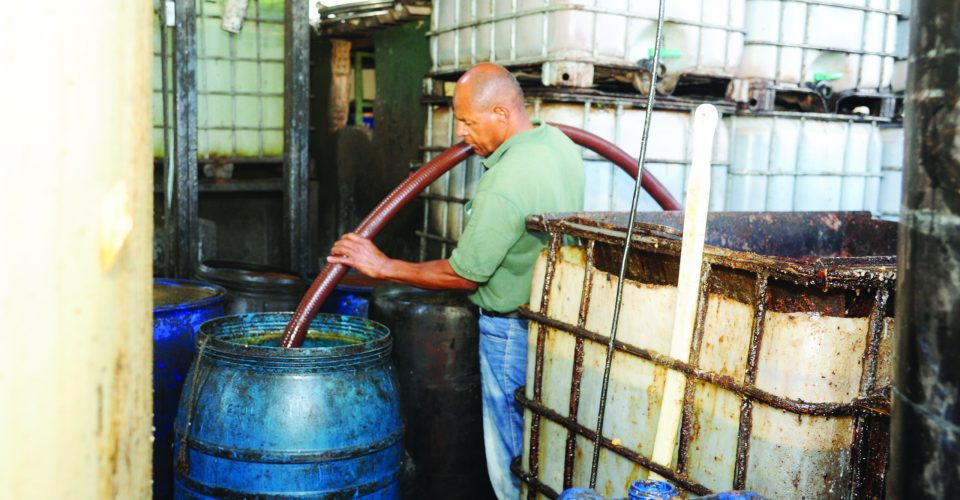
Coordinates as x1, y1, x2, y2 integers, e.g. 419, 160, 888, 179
284, 0, 311, 274
889, 0, 960, 497
172, 0, 199, 278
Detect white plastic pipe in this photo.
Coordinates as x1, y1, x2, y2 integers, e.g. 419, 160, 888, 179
649, 104, 719, 475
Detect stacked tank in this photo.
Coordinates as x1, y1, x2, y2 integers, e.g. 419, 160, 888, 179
419, 0, 907, 261
430, 0, 746, 91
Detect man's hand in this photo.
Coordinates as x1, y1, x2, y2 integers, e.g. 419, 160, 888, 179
327, 233, 478, 291
327, 233, 390, 278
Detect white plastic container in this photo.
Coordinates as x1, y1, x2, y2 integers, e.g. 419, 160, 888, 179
152, 0, 285, 160
421, 104, 890, 260
892, 0, 910, 92
738, 0, 900, 93
519, 212, 896, 499
878, 125, 903, 220
529, 99, 730, 212
429, 0, 746, 88
724, 114, 883, 212
418, 97, 731, 259
420, 104, 487, 259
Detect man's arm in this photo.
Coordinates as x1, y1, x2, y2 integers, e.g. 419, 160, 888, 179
327, 233, 478, 291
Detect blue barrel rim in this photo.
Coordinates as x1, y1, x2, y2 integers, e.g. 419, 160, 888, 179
154, 278, 227, 313
196, 312, 391, 364
629, 479, 680, 499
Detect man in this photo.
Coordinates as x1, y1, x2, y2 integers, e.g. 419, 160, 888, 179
328, 62, 584, 500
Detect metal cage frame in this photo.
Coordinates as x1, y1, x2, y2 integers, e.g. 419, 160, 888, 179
515, 212, 895, 498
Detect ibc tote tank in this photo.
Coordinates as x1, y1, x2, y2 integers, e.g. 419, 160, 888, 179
517, 211, 896, 499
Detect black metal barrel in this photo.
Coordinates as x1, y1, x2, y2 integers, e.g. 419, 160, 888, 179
195, 260, 307, 314
370, 286, 495, 499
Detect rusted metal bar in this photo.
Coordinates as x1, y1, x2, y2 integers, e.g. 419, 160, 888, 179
563, 240, 597, 489
860, 288, 891, 394
511, 457, 561, 499
589, 0, 667, 486
850, 287, 891, 499
528, 216, 897, 291
527, 233, 563, 499
283, 0, 310, 274
677, 264, 713, 474
518, 306, 891, 418
516, 388, 714, 496
172, 0, 199, 278
733, 273, 769, 489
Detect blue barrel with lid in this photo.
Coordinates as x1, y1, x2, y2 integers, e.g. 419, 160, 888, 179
316, 272, 390, 318
153, 279, 226, 500
173, 312, 404, 499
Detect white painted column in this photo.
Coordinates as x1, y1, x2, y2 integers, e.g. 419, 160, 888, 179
0, 1, 153, 498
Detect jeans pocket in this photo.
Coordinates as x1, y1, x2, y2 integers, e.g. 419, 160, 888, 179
479, 315, 511, 341
502, 321, 529, 395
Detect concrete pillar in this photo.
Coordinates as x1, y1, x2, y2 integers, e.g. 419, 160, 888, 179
0, 1, 153, 498
889, 0, 960, 497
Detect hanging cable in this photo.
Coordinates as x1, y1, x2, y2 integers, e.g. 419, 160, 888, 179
160, 2, 175, 274
589, 0, 668, 488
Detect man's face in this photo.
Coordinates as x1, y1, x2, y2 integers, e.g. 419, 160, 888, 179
453, 90, 507, 157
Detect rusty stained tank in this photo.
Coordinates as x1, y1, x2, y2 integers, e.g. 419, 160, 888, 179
517, 211, 897, 499
371, 286, 496, 499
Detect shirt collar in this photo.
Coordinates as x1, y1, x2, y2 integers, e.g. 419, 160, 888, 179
481, 122, 547, 169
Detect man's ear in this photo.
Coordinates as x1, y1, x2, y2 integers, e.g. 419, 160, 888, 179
492, 105, 510, 123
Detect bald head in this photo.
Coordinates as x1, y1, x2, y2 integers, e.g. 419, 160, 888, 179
452, 63, 532, 157
454, 63, 525, 114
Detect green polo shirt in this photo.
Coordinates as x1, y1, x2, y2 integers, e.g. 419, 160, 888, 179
449, 124, 584, 312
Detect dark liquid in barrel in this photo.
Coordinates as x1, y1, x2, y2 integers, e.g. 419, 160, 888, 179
154, 284, 217, 308
234, 331, 363, 348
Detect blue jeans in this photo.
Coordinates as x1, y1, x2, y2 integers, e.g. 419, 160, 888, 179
479, 315, 529, 500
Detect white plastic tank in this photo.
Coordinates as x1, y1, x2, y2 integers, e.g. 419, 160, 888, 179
738, 0, 900, 94
418, 97, 731, 259
724, 113, 883, 212
878, 125, 904, 220
430, 0, 746, 88
528, 99, 730, 212
420, 104, 486, 259
892, 0, 910, 92
520, 212, 896, 499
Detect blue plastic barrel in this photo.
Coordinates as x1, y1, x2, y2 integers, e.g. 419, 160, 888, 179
153, 279, 226, 500
173, 312, 404, 499
315, 272, 389, 318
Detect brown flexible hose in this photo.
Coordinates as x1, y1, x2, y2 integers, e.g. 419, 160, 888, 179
552, 124, 680, 210
278, 125, 681, 348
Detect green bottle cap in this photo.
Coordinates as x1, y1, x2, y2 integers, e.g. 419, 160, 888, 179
648, 48, 682, 58
813, 72, 844, 81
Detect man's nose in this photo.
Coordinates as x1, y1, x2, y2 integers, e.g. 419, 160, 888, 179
456, 123, 468, 138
